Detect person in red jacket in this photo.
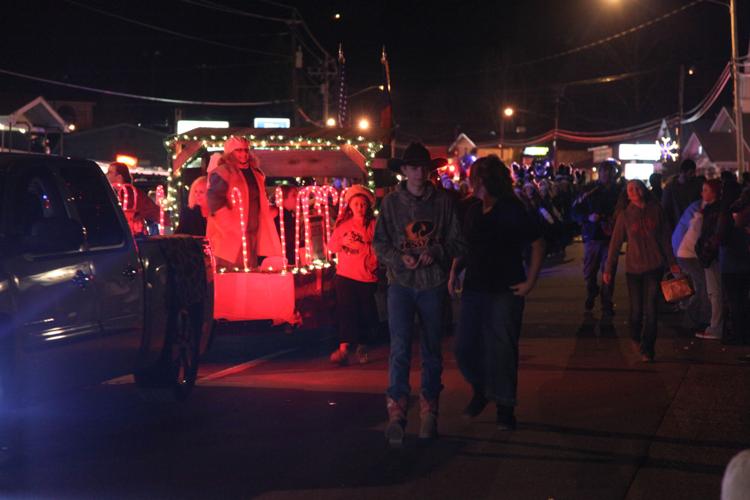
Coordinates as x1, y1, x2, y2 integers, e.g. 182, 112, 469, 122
327, 185, 379, 365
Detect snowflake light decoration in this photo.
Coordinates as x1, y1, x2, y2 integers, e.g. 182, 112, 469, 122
657, 137, 679, 162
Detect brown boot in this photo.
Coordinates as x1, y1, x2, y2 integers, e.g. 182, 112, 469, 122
418, 394, 439, 440
385, 397, 408, 447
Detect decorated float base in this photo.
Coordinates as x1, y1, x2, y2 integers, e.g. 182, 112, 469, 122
213, 267, 336, 326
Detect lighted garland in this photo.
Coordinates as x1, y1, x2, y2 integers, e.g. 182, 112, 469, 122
163, 133, 382, 273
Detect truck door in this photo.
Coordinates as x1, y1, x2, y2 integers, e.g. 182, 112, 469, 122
1, 161, 101, 401
57, 162, 144, 376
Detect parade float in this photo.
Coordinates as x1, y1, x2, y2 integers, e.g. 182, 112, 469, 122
163, 127, 384, 326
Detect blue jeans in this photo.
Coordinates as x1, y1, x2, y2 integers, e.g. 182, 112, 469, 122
626, 270, 662, 356
583, 240, 617, 310
455, 290, 525, 407
386, 284, 446, 401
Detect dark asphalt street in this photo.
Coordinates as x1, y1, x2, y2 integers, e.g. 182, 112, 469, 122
2, 242, 749, 500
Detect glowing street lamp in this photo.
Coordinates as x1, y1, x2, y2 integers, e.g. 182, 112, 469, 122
503, 107, 515, 118
357, 118, 370, 131
325, 117, 337, 127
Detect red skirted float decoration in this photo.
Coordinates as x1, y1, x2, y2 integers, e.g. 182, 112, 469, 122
164, 127, 384, 326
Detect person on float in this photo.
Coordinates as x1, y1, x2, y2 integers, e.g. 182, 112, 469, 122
176, 175, 208, 236
272, 184, 304, 267
327, 185, 379, 365
206, 136, 281, 269
106, 161, 160, 234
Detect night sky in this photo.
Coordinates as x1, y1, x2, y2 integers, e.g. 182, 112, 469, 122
2, 0, 747, 144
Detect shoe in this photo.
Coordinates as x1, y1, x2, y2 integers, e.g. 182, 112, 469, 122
496, 404, 517, 431
355, 345, 369, 365
385, 397, 408, 447
461, 388, 489, 418
329, 348, 349, 365
418, 394, 439, 440
695, 331, 721, 340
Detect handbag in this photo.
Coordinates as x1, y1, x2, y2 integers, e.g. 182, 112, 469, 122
660, 272, 694, 303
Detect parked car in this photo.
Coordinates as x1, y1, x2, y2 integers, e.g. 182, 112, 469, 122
0, 153, 214, 460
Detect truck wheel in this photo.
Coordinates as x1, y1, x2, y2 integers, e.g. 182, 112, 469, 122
135, 304, 202, 402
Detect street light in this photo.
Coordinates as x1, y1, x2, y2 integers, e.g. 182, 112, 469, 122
503, 107, 514, 118
357, 118, 370, 131
325, 118, 336, 127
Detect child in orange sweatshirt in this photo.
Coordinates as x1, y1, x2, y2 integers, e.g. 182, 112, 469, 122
327, 186, 379, 365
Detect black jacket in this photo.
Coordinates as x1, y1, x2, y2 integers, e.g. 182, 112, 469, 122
572, 182, 622, 242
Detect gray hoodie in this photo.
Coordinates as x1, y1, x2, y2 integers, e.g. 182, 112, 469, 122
374, 182, 466, 290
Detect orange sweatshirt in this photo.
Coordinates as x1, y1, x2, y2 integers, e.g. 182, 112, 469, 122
328, 218, 378, 283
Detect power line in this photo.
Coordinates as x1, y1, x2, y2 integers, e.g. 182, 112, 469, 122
180, 0, 291, 24
473, 0, 706, 75
0, 67, 293, 107
62, 0, 288, 58
495, 63, 731, 146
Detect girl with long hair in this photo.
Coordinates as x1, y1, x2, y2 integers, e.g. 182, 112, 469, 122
604, 179, 680, 362
327, 185, 379, 365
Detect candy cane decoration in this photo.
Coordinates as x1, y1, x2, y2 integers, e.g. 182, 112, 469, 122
298, 186, 315, 265
294, 189, 301, 268
274, 187, 287, 267
155, 184, 166, 234
115, 183, 138, 211
317, 185, 339, 258
231, 187, 250, 272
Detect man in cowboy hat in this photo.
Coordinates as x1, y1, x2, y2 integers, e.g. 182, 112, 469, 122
374, 142, 466, 446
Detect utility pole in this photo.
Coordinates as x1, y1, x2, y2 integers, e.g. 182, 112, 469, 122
730, 0, 745, 174
552, 87, 562, 167
288, 18, 301, 127
678, 64, 685, 148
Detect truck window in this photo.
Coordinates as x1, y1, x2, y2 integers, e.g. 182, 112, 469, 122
6, 165, 80, 255
58, 163, 124, 248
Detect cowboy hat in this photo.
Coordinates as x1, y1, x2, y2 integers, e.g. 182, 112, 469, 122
387, 142, 447, 172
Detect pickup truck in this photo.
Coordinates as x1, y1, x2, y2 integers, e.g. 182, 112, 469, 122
0, 153, 214, 431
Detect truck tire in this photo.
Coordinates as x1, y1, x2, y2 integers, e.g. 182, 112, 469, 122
135, 303, 202, 402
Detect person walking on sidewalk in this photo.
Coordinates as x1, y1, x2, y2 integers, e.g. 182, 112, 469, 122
327, 185, 379, 365
604, 180, 680, 362
572, 160, 623, 316
718, 187, 750, 346
672, 197, 710, 331
449, 156, 545, 430
374, 142, 465, 446
694, 179, 723, 340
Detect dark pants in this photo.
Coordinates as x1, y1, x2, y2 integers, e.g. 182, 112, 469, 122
386, 284, 446, 401
626, 270, 662, 356
455, 290, 525, 407
583, 240, 617, 310
334, 275, 378, 345
677, 257, 709, 327
722, 272, 750, 343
